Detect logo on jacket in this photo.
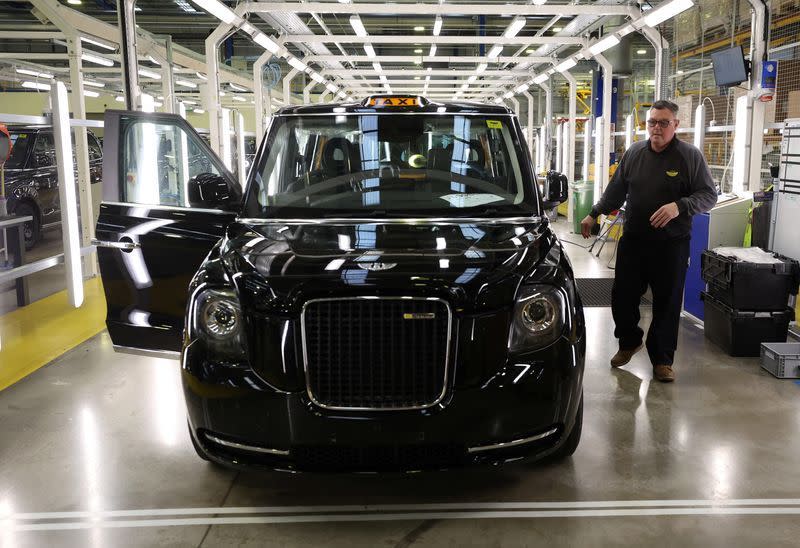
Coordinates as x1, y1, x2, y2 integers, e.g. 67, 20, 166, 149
357, 262, 397, 271
666, 170, 679, 177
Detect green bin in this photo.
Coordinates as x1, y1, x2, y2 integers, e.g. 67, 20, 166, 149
571, 181, 594, 234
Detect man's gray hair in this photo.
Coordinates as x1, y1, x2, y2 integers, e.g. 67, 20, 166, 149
651, 99, 679, 116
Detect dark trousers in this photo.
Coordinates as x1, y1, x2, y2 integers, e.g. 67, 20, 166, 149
611, 235, 690, 366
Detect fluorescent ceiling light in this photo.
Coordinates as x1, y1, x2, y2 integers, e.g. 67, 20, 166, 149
414, 49, 423, 53
81, 36, 115, 51
414, 76, 421, 80
461, 83, 469, 90
532, 74, 548, 85
232, 96, 247, 102
337, 92, 347, 99
181, 100, 198, 105
350, 15, 368, 37
175, 79, 198, 89
504, 17, 526, 38
196, 72, 207, 80
326, 83, 338, 94
190, 0, 238, 26
372, 62, 383, 73
83, 79, 105, 88
287, 57, 307, 72
67, 0, 81, 5
81, 53, 114, 67
138, 68, 161, 79
588, 34, 620, 56
425, 75, 431, 82
552, 27, 562, 33
414, 26, 425, 32
618, 24, 635, 37
515, 83, 529, 93
379, 75, 388, 84
363, 44, 376, 58
83, 89, 100, 98
310, 72, 325, 84
253, 32, 281, 54
15, 67, 53, 79
637, 49, 647, 55
532, 0, 548, 5
476, 63, 487, 74
147, 55, 161, 66
429, 44, 437, 56
487, 45, 503, 59
433, 15, 443, 36
115, 96, 125, 102
193, 108, 206, 113
494, 97, 503, 104
229, 82, 246, 92
467, 75, 477, 83
21, 81, 51, 91
644, 0, 694, 27
174, 0, 199, 14
555, 58, 577, 72
503, 91, 514, 99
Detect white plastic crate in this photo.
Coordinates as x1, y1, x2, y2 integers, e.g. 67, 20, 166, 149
760, 342, 800, 379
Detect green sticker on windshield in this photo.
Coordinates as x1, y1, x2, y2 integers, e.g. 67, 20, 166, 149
486, 120, 502, 129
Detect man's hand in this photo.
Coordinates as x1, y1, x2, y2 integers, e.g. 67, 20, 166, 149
650, 202, 680, 228
580, 215, 596, 239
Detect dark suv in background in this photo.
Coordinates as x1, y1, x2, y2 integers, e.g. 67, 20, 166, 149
5, 126, 103, 249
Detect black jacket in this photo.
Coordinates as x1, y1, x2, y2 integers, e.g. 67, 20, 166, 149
590, 136, 717, 241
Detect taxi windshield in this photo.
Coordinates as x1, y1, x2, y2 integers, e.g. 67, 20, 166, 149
242, 113, 540, 218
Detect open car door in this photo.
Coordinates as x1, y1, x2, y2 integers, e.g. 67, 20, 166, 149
94, 111, 242, 357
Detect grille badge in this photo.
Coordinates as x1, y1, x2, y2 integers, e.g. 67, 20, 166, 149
357, 262, 397, 271
403, 312, 436, 320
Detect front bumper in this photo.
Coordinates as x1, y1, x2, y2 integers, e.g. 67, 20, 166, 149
182, 335, 584, 472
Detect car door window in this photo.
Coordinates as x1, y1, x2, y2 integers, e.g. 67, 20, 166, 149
121, 119, 224, 207
32, 133, 55, 168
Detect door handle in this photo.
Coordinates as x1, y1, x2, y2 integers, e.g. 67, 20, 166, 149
91, 238, 141, 251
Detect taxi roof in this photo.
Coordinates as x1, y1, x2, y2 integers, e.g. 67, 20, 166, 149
276, 96, 513, 116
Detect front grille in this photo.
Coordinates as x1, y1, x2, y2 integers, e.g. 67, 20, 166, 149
301, 297, 451, 410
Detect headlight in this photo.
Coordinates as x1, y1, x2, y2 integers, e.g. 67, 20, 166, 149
508, 285, 566, 352
190, 288, 247, 359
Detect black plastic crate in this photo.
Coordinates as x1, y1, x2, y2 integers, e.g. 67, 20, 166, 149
701, 249, 799, 311
701, 292, 794, 357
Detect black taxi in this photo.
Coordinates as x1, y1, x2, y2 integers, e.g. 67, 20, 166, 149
95, 96, 586, 471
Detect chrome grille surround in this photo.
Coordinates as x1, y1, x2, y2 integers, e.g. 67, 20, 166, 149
300, 296, 453, 411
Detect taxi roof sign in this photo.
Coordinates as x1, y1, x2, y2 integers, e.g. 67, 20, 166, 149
365, 96, 423, 107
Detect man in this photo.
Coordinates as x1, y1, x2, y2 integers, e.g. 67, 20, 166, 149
580, 100, 716, 383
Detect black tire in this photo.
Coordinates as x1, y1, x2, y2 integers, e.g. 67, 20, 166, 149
550, 393, 583, 460
14, 202, 40, 251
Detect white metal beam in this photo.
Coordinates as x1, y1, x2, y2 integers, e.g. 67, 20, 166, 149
594, 52, 613, 194
282, 35, 583, 45
241, 3, 633, 16
305, 55, 552, 64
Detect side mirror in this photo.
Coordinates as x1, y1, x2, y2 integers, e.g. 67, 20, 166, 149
188, 173, 236, 208
543, 170, 569, 209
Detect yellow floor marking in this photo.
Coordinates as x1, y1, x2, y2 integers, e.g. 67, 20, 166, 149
0, 277, 106, 392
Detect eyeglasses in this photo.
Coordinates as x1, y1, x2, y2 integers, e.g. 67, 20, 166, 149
647, 119, 674, 129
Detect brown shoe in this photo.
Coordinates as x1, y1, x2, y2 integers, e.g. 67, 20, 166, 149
610, 344, 643, 368
653, 365, 675, 383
